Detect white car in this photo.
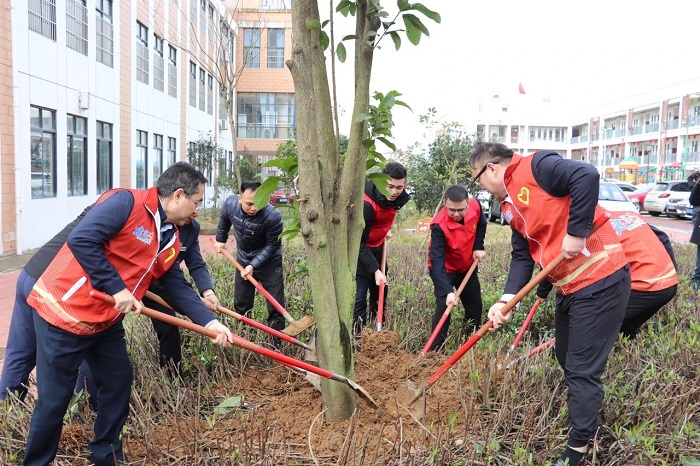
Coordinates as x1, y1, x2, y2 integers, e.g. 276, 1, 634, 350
599, 182, 638, 212
643, 181, 692, 217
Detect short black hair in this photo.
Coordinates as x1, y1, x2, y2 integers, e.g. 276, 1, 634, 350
469, 142, 514, 169
445, 184, 469, 203
382, 162, 407, 180
240, 180, 261, 193
157, 162, 207, 197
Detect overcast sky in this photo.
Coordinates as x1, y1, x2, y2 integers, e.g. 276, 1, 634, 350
328, 0, 700, 150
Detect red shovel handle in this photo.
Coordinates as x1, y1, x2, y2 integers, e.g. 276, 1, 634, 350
510, 297, 543, 351
90, 290, 334, 379
376, 241, 388, 331
421, 258, 480, 355
529, 337, 556, 357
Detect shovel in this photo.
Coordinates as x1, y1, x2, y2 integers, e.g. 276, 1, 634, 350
90, 290, 377, 407
216, 245, 315, 336
398, 252, 567, 417
376, 241, 388, 331
508, 296, 543, 354
421, 258, 480, 355
143, 290, 314, 352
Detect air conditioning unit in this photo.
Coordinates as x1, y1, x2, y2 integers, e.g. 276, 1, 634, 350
219, 119, 228, 131
78, 91, 89, 110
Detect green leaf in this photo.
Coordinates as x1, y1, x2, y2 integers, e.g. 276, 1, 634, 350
389, 31, 401, 50
214, 396, 242, 416
397, 0, 410, 11
354, 112, 373, 123
368, 172, 391, 197
254, 177, 281, 209
321, 19, 330, 28
403, 13, 430, 36
342, 34, 358, 41
306, 19, 321, 31
377, 137, 396, 151
335, 0, 352, 15
336, 42, 347, 63
410, 3, 442, 23
263, 156, 297, 174
403, 18, 421, 46
319, 31, 329, 50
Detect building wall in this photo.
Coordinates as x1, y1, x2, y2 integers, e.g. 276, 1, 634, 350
0, 0, 15, 256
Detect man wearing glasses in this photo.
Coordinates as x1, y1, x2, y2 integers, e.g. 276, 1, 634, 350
470, 142, 630, 466
426, 184, 487, 351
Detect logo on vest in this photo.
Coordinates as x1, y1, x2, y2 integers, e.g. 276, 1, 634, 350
164, 247, 177, 263
517, 187, 530, 205
610, 213, 645, 236
133, 226, 155, 245
503, 206, 514, 224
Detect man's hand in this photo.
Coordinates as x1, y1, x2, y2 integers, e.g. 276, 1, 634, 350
561, 234, 586, 259
487, 301, 511, 331
385, 230, 393, 240
206, 321, 234, 347
213, 241, 227, 253
374, 269, 388, 286
202, 291, 220, 311
111, 288, 142, 314
445, 292, 458, 307
241, 265, 254, 280
473, 250, 486, 261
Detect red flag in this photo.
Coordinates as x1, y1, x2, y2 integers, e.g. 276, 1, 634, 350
518, 81, 526, 94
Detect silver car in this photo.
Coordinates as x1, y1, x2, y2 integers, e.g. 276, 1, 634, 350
643, 181, 692, 217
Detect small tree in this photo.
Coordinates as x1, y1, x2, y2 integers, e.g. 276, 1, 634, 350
187, 133, 232, 210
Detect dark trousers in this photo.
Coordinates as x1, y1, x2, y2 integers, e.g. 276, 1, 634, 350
353, 274, 387, 329
554, 271, 630, 449
234, 259, 286, 333
142, 294, 182, 375
24, 315, 132, 466
429, 269, 483, 351
0, 271, 36, 401
621, 285, 677, 338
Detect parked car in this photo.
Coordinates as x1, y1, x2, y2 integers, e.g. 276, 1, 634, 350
612, 181, 638, 193
270, 184, 297, 206
643, 181, 692, 217
598, 182, 638, 212
486, 194, 506, 225
475, 190, 490, 214
626, 183, 656, 213
665, 189, 694, 219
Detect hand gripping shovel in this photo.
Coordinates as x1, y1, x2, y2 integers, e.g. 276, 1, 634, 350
376, 241, 388, 331
216, 245, 315, 336
398, 253, 566, 419
143, 290, 314, 352
421, 258, 480, 355
91, 290, 377, 407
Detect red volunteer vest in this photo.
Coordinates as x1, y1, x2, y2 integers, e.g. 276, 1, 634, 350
608, 210, 678, 291
428, 198, 481, 273
27, 188, 181, 335
364, 194, 398, 248
502, 153, 627, 295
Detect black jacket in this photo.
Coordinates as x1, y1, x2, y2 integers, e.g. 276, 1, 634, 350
689, 179, 700, 245
216, 195, 283, 269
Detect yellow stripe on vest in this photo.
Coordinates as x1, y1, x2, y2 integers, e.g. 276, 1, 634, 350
32, 284, 96, 330
551, 251, 610, 288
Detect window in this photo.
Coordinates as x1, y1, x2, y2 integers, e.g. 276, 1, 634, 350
207, 74, 214, 115
96, 121, 113, 194
189, 62, 197, 107
267, 28, 284, 68
136, 130, 148, 189
189, 0, 197, 29
237, 92, 296, 139
67, 114, 88, 196
199, 0, 206, 35
167, 137, 177, 168
207, 4, 215, 42
136, 22, 149, 84
243, 28, 261, 68
199, 68, 206, 111
168, 46, 177, 97
30, 106, 56, 199
29, 0, 57, 41
96, 0, 114, 67
153, 134, 163, 185
66, 0, 88, 55
153, 35, 165, 91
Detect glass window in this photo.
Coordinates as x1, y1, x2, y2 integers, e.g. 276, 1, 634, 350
237, 92, 296, 139
67, 114, 87, 196
29, 0, 57, 41
167, 137, 177, 168
199, 68, 206, 111
189, 61, 197, 107
168, 46, 177, 97
136, 130, 148, 189
30, 106, 56, 199
243, 28, 260, 68
153, 35, 165, 91
207, 74, 214, 115
136, 22, 149, 84
96, 0, 114, 67
267, 28, 284, 68
66, 0, 88, 55
152, 134, 163, 185
96, 121, 113, 194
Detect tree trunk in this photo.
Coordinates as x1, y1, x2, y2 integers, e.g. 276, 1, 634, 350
288, 0, 375, 421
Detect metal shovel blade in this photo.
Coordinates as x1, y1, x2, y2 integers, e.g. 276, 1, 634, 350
395, 380, 426, 420
281, 315, 316, 336
343, 377, 379, 408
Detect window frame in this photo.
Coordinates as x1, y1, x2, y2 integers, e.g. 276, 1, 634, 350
30, 105, 57, 199
66, 114, 88, 196
96, 120, 113, 194
136, 130, 148, 189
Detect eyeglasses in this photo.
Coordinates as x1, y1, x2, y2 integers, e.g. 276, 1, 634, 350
185, 193, 204, 211
446, 207, 467, 214
473, 160, 499, 184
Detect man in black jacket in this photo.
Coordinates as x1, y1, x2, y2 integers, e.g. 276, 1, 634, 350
688, 171, 700, 288
214, 181, 286, 335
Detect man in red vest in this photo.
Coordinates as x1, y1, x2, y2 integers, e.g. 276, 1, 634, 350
354, 162, 410, 331
22, 163, 234, 466
470, 142, 631, 466
427, 184, 487, 351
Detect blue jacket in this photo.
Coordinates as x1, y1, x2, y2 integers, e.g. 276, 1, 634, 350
216, 195, 283, 268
